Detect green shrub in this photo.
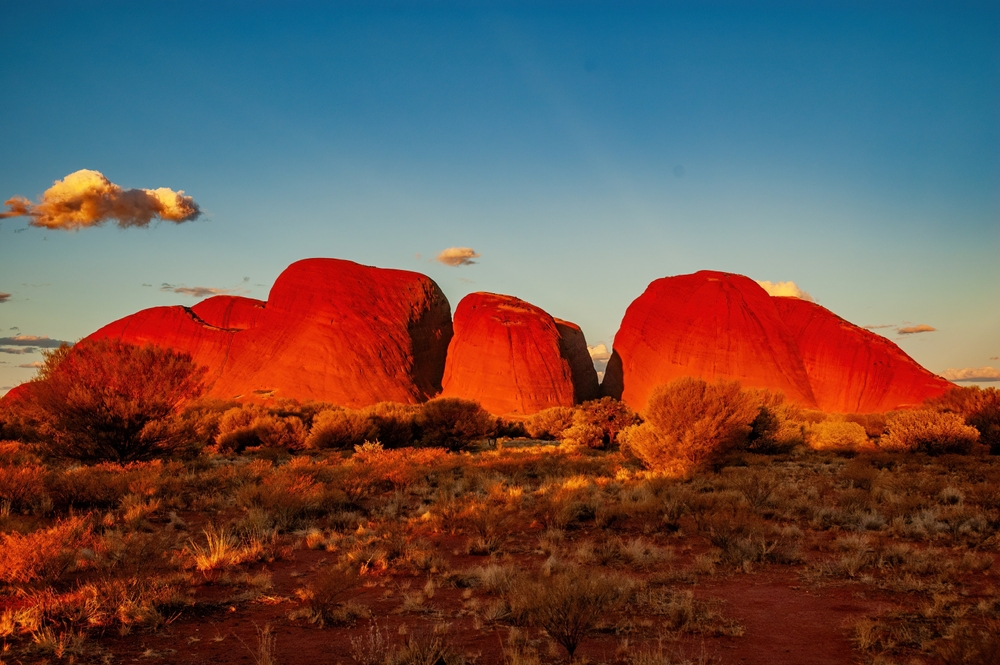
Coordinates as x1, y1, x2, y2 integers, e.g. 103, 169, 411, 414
21, 340, 205, 462
415, 398, 497, 451
622, 378, 759, 472
880, 410, 981, 454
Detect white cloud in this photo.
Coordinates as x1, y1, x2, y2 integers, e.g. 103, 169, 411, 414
436, 247, 480, 267
17, 361, 43, 369
941, 367, 1000, 382
756, 280, 814, 302
588, 343, 612, 374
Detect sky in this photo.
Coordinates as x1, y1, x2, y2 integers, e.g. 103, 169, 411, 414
1, 1, 998, 395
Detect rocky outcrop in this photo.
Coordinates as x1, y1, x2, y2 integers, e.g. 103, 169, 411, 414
602, 271, 819, 411
440, 293, 599, 414
772, 297, 951, 413
86, 258, 453, 407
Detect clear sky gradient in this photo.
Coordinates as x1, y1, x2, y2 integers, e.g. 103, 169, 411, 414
1, 1, 998, 394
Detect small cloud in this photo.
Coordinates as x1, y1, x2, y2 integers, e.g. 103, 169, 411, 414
160, 283, 231, 298
141, 283, 152, 287
0, 335, 68, 348
0, 292, 10, 303
991, 356, 999, 361
0, 347, 36, 354
0, 169, 200, 230
864, 324, 894, 330
756, 280, 814, 302
436, 247, 480, 267
17, 361, 43, 369
941, 367, 1000, 382
588, 343, 612, 374
897, 325, 936, 335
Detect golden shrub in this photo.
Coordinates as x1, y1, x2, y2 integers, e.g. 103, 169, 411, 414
524, 407, 575, 440
807, 420, 872, 452
304, 408, 378, 450
880, 410, 981, 454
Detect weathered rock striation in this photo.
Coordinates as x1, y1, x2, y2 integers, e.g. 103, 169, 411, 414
86, 258, 454, 407
440, 293, 599, 415
772, 297, 951, 413
603, 270, 951, 414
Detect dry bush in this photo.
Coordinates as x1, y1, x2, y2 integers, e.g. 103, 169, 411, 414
21, 340, 204, 462
364, 402, 419, 448
0, 463, 46, 513
349, 442, 454, 492
233, 461, 337, 530
415, 398, 497, 451
505, 566, 632, 658
807, 420, 871, 452
216, 404, 307, 452
572, 397, 641, 448
928, 386, 1000, 454
291, 566, 366, 627
0, 516, 93, 585
304, 407, 378, 450
636, 587, 744, 636
744, 390, 804, 453
560, 422, 606, 449
46, 460, 178, 511
844, 412, 889, 439
524, 407, 575, 440
622, 378, 759, 472
881, 410, 981, 454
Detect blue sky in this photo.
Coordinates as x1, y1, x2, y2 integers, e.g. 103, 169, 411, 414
1, 1, 998, 394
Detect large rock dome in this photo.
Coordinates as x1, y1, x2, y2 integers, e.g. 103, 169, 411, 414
85, 258, 453, 407
440, 292, 599, 415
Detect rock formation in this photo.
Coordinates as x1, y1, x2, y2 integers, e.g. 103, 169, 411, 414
772, 297, 951, 413
85, 258, 453, 407
602, 271, 818, 412
440, 293, 599, 414
603, 269, 952, 414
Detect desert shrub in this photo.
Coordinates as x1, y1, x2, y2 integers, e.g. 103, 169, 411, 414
364, 402, 419, 448
844, 412, 889, 439
524, 407, 575, 440
0, 516, 93, 585
290, 566, 364, 627
19, 340, 205, 462
304, 408, 377, 450
928, 386, 1000, 454
560, 422, 606, 448
350, 442, 454, 492
622, 378, 759, 472
173, 398, 239, 449
506, 566, 632, 658
415, 398, 497, 451
744, 390, 804, 452
45, 462, 175, 511
880, 410, 981, 454
0, 463, 46, 513
807, 420, 871, 452
571, 397, 641, 448
215, 404, 307, 452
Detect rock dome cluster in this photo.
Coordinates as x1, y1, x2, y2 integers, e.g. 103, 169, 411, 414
38, 260, 948, 415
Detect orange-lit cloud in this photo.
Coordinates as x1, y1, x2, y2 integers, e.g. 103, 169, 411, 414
756, 280, 814, 302
0, 335, 68, 348
897, 325, 936, 335
0, 293, 10, 304
942, 366, 1000, 382
436, 247, 480, 267
17, 361, 44, 369
160, 284, 231, 298
0, 169, 200, 230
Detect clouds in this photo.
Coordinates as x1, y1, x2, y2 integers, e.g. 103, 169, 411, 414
0, 169, 200, 230
588, 343, 612, 381
897, 325, 936, 335
0, 335, 70, 355
756, 280, 814, 302
941, 366, 1000, 382
0, 293, 9, 303
160, 284, 230, 298
17, 361, 44, 369
436, 247, 480, 267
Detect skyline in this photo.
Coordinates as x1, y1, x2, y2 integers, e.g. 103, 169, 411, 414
1, 1, 998, 395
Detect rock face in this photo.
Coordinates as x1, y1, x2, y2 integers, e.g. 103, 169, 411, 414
440, 293, 599, 414
603, 270, 951, 414
773, 297, 951, 413
86, 258, 453, 407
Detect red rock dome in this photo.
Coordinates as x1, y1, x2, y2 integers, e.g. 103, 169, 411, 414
440, 293, 599, 415
772, 297, 951, 413
85, 258, 453, 407
602, 271, 818, 411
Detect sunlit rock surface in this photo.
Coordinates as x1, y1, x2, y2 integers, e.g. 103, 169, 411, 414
773, 297, 951, 413
86, 258, 453, 407
440, 292, 598, 415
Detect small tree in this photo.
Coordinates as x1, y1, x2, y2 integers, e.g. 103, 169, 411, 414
26, 339, 205, 462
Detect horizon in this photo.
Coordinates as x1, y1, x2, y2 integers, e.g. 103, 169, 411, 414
1, 1, 998, 396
